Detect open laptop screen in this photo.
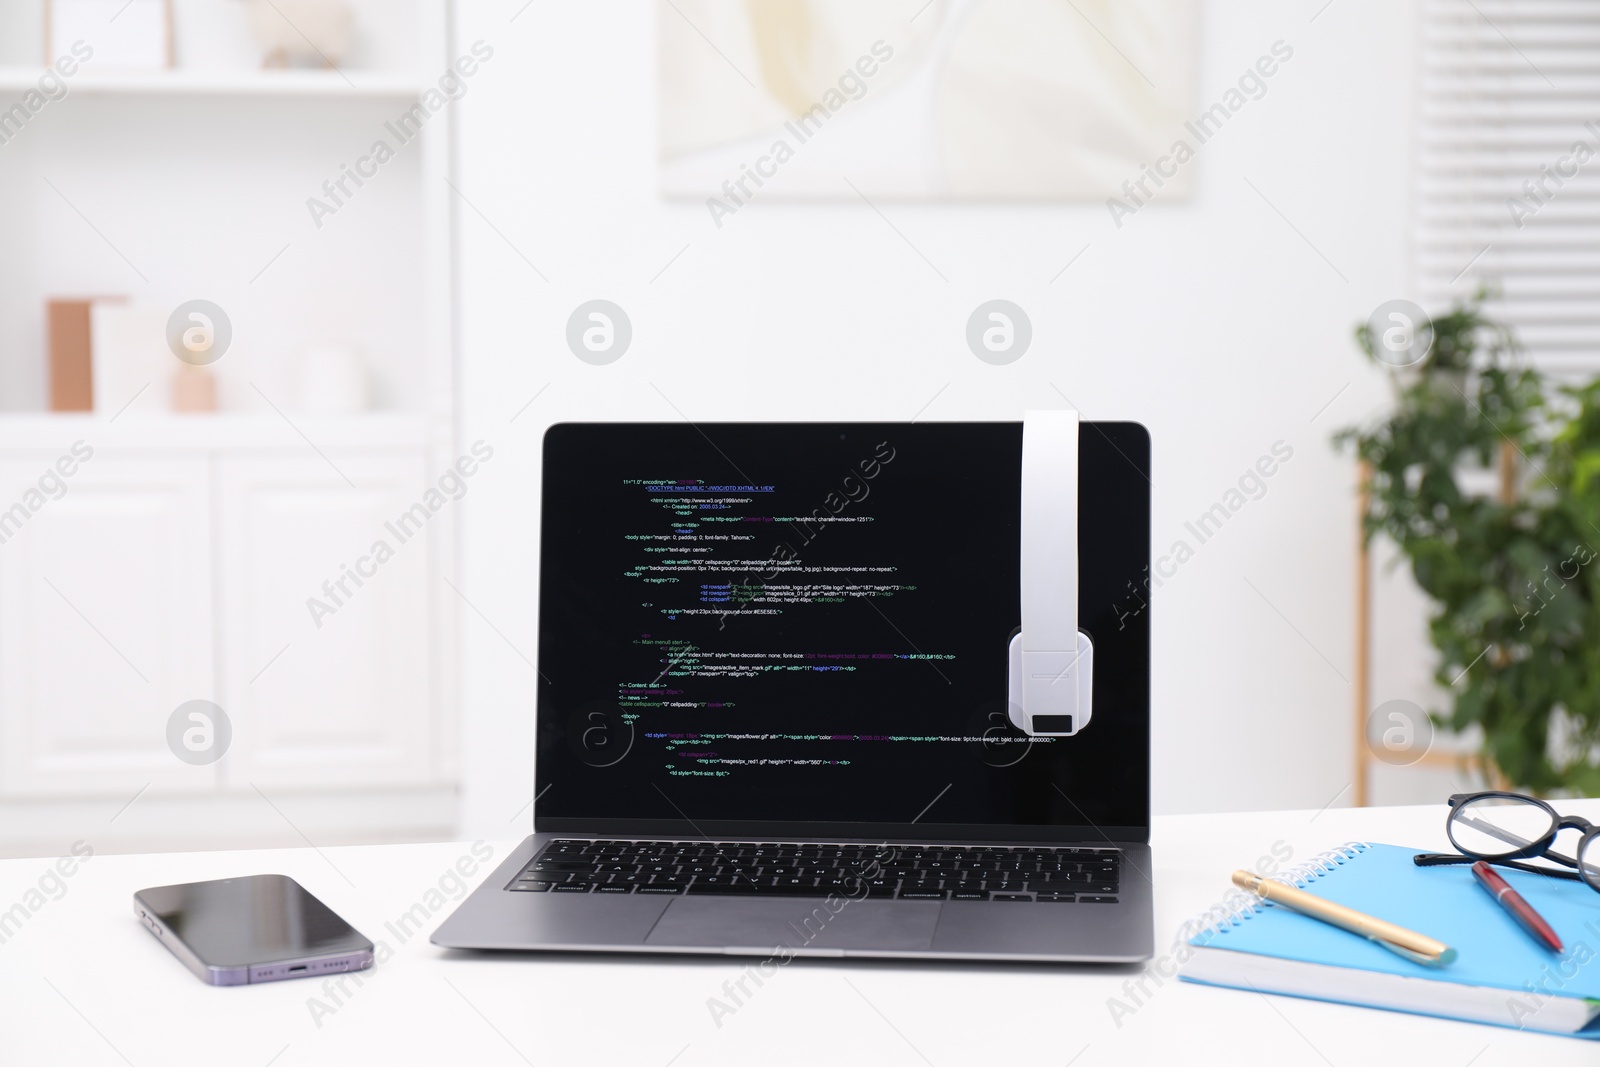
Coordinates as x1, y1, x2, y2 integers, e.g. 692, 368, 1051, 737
534, 422, 1149, 842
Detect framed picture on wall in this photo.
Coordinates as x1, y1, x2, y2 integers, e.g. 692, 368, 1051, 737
660, 0, 1199, 202
46, 0, 174, 68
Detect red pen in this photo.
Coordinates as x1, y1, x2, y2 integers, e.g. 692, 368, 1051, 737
1472, 860, 1563, 953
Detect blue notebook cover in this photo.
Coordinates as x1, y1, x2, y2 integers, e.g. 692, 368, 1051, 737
1181, 842, 1600, 1037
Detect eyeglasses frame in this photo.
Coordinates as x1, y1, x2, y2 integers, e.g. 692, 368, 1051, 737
1411, 790, 1600, 891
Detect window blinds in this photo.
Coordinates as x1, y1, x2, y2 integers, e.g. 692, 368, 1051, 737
1418, 0, 1600, 370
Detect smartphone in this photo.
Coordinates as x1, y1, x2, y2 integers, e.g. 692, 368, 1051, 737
134, 874, 374, 986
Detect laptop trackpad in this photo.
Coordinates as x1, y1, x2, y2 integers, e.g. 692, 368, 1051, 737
645, 898, 940, 953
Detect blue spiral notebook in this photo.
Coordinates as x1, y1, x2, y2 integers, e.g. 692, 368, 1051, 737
1179, 842, 1600, 1038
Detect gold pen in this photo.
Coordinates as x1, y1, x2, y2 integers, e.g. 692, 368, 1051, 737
1232, 870, 1457, 967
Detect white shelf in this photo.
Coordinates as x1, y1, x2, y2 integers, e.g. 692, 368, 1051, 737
0, 412, 434, 451
0, 67, 420, 98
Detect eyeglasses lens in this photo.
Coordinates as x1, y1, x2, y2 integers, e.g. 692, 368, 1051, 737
1449, 796, 1556, 858
1579, 834, 1600, 891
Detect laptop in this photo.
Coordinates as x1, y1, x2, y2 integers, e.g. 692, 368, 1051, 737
434, 418, 1153, 962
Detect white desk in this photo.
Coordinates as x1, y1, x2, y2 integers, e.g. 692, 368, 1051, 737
3, 802, 1596, 1065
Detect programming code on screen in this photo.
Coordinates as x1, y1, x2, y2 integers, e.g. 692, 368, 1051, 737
611, 444, 1033, 780
536, 422, 1149, 830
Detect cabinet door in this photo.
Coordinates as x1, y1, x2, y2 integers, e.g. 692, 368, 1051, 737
216, 452, 435, 790
0, 454, 214, 797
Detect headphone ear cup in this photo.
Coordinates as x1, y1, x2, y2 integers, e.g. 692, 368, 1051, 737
1008, 629, 1093, 736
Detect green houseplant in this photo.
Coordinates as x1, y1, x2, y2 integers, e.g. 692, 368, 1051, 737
1339, 291, 1600, 795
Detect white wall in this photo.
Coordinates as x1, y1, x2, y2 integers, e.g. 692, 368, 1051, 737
449, 0, 1419, 837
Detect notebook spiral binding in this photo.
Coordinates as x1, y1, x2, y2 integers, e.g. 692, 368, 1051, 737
1173, 841, 1370, 949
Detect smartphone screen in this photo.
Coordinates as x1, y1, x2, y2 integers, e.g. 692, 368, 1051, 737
136, 874, 372, 984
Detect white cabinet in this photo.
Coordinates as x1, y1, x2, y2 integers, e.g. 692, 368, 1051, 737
0, 423, 455, 850
217, 452, 434, 790
0, 454, 213, 797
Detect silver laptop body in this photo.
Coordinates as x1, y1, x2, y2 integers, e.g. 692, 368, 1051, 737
435, 420, 1154, 963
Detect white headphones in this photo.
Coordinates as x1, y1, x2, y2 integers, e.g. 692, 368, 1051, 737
1007, 409, 1094, 736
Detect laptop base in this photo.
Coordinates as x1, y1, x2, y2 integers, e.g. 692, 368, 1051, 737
434, 835, 1154, 964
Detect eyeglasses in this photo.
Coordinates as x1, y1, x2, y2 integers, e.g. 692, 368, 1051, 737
1413, 791, 1600, 892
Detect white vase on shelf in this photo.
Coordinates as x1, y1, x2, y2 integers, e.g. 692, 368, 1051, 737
295, 344, 368, 414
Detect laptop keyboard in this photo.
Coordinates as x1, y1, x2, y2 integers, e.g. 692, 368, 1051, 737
508, 840, 1121, 902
